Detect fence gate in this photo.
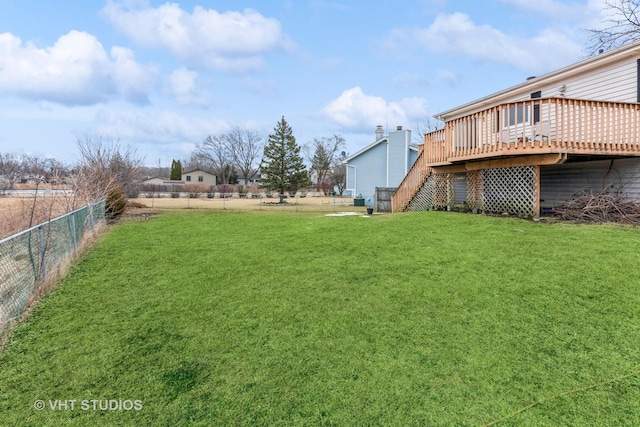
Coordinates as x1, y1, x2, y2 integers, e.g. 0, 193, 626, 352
375, 187, 396, 212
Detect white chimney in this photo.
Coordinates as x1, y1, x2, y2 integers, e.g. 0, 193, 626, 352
375, 125, 384, 141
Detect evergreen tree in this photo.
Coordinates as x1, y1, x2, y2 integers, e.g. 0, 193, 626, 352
170, 159, 182, 180
260, 117, 311, 193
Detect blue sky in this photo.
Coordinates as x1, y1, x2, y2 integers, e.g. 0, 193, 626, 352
0, 0, 610, 166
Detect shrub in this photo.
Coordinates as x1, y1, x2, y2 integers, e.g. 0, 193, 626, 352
217, 184, 235, 198
105, 184, 127, 220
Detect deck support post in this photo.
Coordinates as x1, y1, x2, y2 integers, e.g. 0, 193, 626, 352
534, 165, 541, 219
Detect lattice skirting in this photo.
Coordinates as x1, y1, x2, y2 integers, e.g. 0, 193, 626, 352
406, 166, 537, 216
407, 175, 435, 211
433, 174, 454, 209
466, 170, 483, 211
481, 166, 536, 216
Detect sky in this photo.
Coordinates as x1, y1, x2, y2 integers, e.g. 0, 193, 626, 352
0, 0, 613, 167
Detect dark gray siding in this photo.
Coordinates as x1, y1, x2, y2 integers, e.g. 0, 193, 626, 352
540, 158, 640, 207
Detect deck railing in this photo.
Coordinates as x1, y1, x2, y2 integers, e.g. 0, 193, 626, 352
392, 97, 640, 212
425, 97, 640, 165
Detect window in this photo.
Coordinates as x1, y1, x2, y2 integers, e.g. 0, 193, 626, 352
531, 91, 541, 123
503, 105, 529, 127
186, 175, 191, 182
198, 175, 204, 182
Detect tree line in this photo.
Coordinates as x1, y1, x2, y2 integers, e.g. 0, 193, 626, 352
168, 116, 348, 196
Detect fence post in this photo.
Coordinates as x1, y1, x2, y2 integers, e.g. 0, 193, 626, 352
38, 225, 47, 279
70, 213, 77, 253
87, 203, 94, 231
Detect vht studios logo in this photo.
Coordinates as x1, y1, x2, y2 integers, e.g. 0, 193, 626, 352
34, 399, 143, 411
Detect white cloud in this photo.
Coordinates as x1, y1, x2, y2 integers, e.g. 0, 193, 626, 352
383, 12, 583, 74
166, 67, 210, 106
101, 1, 294, 72
322, 86, 429, 132
0, 30, 155, 105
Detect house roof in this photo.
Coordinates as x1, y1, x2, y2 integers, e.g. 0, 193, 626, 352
344, 138, 419, 163
436, 40, 640, 121
344, 137, 388, 162
182, 169, 215, 175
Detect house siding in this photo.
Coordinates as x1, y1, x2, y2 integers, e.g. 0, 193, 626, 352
540, 158, 640, 207
347, 142, 388, 202
181, 170, 216, 186
142, 177, 166, 185
345, 128, 416, 206
522, 58, 639, 103
387, 131, 404, 186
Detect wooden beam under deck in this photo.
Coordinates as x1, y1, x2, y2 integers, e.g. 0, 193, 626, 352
431, 153, 567, 174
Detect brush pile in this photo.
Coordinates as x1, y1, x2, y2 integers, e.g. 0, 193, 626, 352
553, 192, 640, 224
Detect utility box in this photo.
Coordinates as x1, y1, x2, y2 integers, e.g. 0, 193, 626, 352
354, 197, 365, 206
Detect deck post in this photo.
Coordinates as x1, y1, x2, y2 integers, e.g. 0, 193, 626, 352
534, 165, 541, 219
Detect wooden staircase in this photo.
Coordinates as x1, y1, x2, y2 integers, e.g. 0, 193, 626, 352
391, 149, 432, 212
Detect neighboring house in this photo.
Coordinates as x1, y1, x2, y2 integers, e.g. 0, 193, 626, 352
142, 177, 169, 186
345, 125, 418, 207
237, 172, 261, 186
308, 168, 338, 193
393, 41, 640, 216
181, 169, 216, 185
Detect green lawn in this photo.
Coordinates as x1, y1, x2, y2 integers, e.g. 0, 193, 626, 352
0, 210, 639, 426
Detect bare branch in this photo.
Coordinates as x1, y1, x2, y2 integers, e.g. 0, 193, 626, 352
303, 135, 345, 194
199, 134, 234, 184
227, 127, 264, 186
586, 0, 640, 55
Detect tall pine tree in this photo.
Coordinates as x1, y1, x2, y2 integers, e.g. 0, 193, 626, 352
260, 117, 310, 194
170, 159, 182, 180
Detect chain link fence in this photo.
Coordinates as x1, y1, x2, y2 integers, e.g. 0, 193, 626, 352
0, 201, 105, 339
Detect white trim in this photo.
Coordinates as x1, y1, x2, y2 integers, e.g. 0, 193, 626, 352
344, 137, 388, 162
346, 164, 357, 196
404, 130, 409, 175
386, 139, 389, 187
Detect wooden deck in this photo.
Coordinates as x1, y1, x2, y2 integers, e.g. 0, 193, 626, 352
392, 97, 640, 212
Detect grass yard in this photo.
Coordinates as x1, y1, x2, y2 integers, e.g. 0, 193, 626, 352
0, 210, 639, 426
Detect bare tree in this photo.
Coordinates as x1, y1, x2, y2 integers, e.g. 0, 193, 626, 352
331, 151, 348, 196
19, 155, 69, 184
198, 134, 235, 184
227, 127, 263, 186
182, 152, 214, 175
0, 153, 23, 192
413, 115, 445, 145
587, 0, 640, 55
303, 134, 345, 194
73, 135, 145, 217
